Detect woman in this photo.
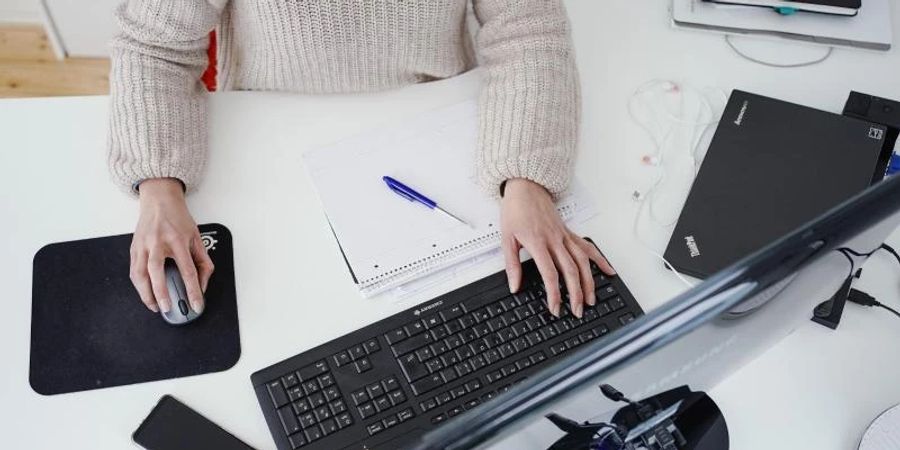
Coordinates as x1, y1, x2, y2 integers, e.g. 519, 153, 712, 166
109, 0, 615, 321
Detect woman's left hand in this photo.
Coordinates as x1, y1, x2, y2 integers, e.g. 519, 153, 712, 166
500, 178, 616, 319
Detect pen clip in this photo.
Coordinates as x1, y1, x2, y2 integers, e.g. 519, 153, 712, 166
387, 183, 417, 202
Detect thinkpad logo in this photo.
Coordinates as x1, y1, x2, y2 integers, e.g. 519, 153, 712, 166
685, 235, 701, 258
733, 100, 749, 126
413, 300, 443, 316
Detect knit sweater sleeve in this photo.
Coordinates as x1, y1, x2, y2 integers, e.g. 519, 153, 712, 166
472, 0, 581, 198
107, 0, 226, 194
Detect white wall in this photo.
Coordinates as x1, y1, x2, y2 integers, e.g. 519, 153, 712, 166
0, 0, 40, 23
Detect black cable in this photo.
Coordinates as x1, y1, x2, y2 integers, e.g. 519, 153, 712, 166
881, 243, 900, 269
878, 303, 900, 320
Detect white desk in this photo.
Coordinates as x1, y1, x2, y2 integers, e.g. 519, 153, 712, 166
2, 2, 899, 449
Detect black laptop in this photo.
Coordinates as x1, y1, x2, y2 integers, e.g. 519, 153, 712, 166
663, 90, 886, 279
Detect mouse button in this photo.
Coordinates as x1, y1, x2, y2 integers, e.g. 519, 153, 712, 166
178, 300, 189, 316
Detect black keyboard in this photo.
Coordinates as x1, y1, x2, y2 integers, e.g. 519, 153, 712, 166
251, 257, 643, 450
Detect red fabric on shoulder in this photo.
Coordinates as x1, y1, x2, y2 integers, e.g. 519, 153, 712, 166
201, 31, 218, 92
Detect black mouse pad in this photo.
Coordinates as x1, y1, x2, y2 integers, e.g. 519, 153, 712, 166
30, 223, 240, 395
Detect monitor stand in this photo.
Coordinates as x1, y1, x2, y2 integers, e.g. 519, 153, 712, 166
545, 385, 728, 450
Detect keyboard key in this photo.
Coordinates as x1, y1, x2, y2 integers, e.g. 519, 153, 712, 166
399, 353, 429, 382
354, 357, 372, 373
287, 386, 304, 402
398, 408, 416, 422
366, 422, 384, 436
304, 426, 322, 442
382, 376, 400, 392
481, 391, 497, 402
298, 412, 317, 428
293, 399, 311, 415
332, 351, 351, 367
405, 321, 426, 336
550, 343, 567, 355
437, 391, 452, 404
539, 325, 558, 340
455, 345, 473, 360
440, 367, 458, 383
473, 323, 491, 337
445, 334, 463, 349
430, 326, 449, 340
486, 303, 505, 317
415, 346, 434, 362
382, 415, 400, 429
391, 332, 434, 357
351, 389, 369, 406
410, 373, 443, 396
349, 345, 366, 361
364, 338, 381, 354
301, 361, 329, 380
474, 309, 491, 322
598, 285, 617, 301
267, 381, 289, 408
313, 405, 332, 422
440, 352, 460, 367
484, 349, 501, 364
526, 331, 543, 346
358, 403, 376, 419
530, 351, 547, 364
302, 380, 319, 395
430, 340, 449, 355
584, 308, 599, 322
454, 361, 473, 377
423, 314, 443, 329
288, 433, 306, 449
282, 373, 299, 389
593, 324, 610, 337
308, 392, 326, 407
579, 331, 595, 344
448, 405, 464, 417
465, 378, 482, 392
498, 343, 515, 358
386, 328, 408, 345
317, 373, 335, 388
619, 313, 635, 325
329, 399, 346, 415
501, 365, 518, 377
451, 385, 467, 399
440, 305, 464, 321
595, 302, 612, 316
486, 371, 503, 384
515, 359, 531, 370
335, 412, 353, 429
464, 398, 481, 409
420, 398, 438, 412
320, 418, 338, 436
374, 396, 391, 412
388, 389, 406, 405
278, 406, 302, 435
458, 315, 476, 329
511, 337, 529, 353
323, 386, 341, 401
425, 358, 443, 373
431, 413, 447, 424
565, 337, 581, 349
366, 382, 385, 399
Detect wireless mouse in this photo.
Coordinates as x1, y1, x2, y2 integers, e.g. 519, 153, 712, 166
161, 259, 203, 325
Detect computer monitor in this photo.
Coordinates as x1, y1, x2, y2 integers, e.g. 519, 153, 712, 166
412, 173, 900, 449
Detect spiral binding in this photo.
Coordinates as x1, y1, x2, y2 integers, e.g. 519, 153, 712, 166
359, 203, 578, 296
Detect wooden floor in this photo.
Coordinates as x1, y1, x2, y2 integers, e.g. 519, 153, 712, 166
0, 24, 109, 98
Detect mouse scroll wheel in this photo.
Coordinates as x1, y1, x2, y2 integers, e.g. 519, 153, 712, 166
178, 300, 189, 316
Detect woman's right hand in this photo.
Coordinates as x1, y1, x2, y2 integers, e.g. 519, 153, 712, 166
130, 178, 214, 314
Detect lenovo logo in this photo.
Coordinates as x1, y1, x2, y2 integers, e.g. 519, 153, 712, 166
685, 235, 701, 258
734, 100, 749, 126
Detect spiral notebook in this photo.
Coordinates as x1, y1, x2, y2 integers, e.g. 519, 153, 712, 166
303, 100, 595, 297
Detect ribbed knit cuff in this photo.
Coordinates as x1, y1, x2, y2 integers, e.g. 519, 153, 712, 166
478, 150, 573, 200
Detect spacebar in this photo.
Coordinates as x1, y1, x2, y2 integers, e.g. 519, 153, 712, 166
409, 374, 443, 396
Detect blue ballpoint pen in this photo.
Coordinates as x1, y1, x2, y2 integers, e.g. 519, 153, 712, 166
382, 176, 470, 227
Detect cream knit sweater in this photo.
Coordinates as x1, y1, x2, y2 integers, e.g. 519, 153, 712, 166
108, 0, 580, 197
